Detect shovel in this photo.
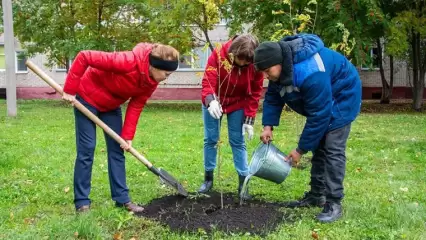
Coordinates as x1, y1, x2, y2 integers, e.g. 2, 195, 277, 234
26, 60, 188, 197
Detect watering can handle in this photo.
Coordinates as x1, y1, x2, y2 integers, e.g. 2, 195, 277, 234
264, 141, 294, 165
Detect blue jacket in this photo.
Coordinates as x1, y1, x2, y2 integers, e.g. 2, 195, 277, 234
262, 34, 362, 152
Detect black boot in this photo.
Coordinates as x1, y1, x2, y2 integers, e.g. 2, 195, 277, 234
316, 201, 343, 223
285, 191, 326, 208
198, 171, 213, 193
238, 175, 252, 201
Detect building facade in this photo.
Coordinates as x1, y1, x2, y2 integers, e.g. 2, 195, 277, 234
0, 26, 424, 100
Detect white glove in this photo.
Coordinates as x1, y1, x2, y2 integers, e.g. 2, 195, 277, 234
207, 100, 223, 119
242, 124, 254, 140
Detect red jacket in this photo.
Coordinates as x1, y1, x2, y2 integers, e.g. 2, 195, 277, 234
63, 43, 158, 140
201, 39, 264, 123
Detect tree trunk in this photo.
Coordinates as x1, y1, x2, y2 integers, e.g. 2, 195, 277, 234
377, 38, 390, 104
203, 28, 214, 52
389, 55, 394, 99
411, 31, 423, 111
65, 57, 70, 73
97, 0, 104, 41
413, 79, 424, 111
202, 4, 214, 52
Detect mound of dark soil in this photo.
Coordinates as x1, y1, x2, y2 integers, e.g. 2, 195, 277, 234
137, 192, 292, 236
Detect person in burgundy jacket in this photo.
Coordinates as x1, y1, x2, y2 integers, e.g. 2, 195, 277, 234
62, 43, 179, 213
198, 34, 264, 199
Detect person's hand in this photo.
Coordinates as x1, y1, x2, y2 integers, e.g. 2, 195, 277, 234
286, 148, 302, 167
260, 126, 273, 143
242, 124, 254, 140
207, 100, 223, 119
120, 140, 132, 151
62, 93, 76, 106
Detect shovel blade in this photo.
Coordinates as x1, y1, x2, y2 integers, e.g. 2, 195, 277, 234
158, 168, 188, 197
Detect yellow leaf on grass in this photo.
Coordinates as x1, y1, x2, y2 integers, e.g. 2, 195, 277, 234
64, 187, 70, 193
74, 232, 79, 238
113, 232, 122, 240
24, 218, 34, 225
312, 231, 319, 239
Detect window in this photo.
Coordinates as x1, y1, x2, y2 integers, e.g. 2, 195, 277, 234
0, 47, 28, 72
178, 46, 212, 71
0, 46, 5, 70
16, 51, 27, 73
361, 47, 380, 70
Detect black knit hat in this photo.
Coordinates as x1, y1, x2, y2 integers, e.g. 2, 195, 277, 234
253, 41, 283, 71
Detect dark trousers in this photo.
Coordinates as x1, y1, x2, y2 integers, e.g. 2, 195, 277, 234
73, 96, 130, 209
309, 124, 351, 203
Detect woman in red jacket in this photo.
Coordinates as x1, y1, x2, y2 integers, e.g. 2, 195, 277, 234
62, 43, 179, 213
198, 34, 264, 199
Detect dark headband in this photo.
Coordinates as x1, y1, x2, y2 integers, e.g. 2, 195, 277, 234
149, 54, 178, 71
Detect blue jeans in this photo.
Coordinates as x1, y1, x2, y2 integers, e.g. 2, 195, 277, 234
73, 96, 130, 209
203, 106, 248, 176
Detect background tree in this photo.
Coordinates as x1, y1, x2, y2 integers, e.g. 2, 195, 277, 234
386, 0, 426, 111
0, 6, 3, 33
147, 0, 224, 66
12, 0, 195, 72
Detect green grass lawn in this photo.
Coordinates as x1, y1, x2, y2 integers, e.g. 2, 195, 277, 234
1, 100, 426, 240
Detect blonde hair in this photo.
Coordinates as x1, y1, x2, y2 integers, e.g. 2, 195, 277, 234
151, 44, 179, 61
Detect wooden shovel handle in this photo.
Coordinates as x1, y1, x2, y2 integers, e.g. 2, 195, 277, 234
26, 60, 153, 168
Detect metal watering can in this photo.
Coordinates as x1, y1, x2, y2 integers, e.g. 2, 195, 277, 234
239, 142, 292, 202
249, 142, 292, 184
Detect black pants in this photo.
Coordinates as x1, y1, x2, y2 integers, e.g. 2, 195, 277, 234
310, 124, 351, 203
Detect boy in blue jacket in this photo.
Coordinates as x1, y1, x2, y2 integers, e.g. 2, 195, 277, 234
254, 34, 361, 223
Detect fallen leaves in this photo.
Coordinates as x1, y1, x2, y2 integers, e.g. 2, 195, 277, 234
24, 218, 35, 225
311, 230, 319, 239
113, 232, 122, 240
399, 187, 408, 192
64, 186, 70, 193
